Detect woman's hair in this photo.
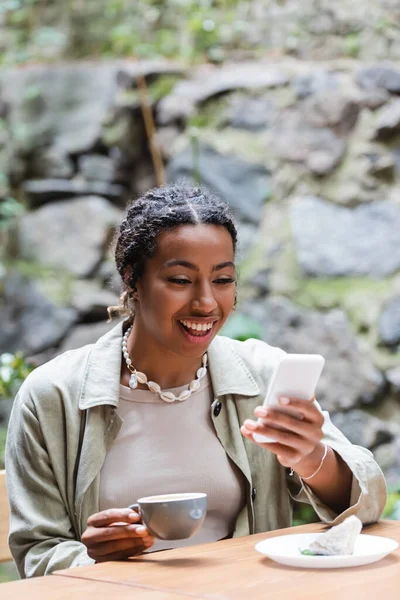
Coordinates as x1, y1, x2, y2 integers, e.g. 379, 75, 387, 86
108, 181, 238, 320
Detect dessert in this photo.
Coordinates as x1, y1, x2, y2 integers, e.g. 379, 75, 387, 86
301, 515, 363, 556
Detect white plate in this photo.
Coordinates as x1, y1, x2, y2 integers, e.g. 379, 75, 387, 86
255, 533, 398, 569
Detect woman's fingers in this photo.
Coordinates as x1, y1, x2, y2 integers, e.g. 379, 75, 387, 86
83, 508, 156, 562
273, 397, 324, 425
241, 424, 311, 465
87, 508, 140, 528
242, 421, 315, 454
89, 535, 155, 560
253, 409, 323, 443
82, 522, 149, 546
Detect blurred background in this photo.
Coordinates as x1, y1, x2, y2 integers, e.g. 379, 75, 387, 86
1, 0, 400, 579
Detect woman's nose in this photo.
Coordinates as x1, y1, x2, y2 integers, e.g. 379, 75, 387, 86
191, 284, 218, 312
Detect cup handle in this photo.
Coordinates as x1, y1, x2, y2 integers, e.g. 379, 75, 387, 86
128, 503, 140, 514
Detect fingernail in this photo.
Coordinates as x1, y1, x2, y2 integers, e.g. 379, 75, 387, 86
258, 407, 268, 417
279, 397, 290, 405
244, 420, 257, 430
136, 525, 147, 533
129, 512, 139, 521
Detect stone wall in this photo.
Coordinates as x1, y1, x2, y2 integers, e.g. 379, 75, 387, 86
0, 57, 400, 482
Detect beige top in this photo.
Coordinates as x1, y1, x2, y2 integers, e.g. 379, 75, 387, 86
99, 374, 246, 551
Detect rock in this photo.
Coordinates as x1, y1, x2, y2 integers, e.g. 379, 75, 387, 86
331, 410, 400, 450
115, 60, 185, 89
97, 259, 122, 294
305, 11, 336, 35
306, 151, 341, 176
294, 70, 338, 99
373, 436, 400, 485
0, 272, 77, 355
236, 221, 259, 261
131, 160, 158, 196
367, 153, 396, 181
224, 94, 276, 131
303, 91, 360, 135
289, 196, 400, 277
0, 399, 13, 426
22, 178, 125, 208
248, 267, 271, 298
271, 109, 345, 174
77, 154, 116, 182
387, 367, 400, 393
238, 296, 385, 412
167, 143, 270, 224
1, 60, 183, 155
154, 126, 181, 159
374, 99, 400, 140
70, 280, 119, 321
2, 63, 119, 154
379, 296, 400, 347
57, 321, 116, 354
358, 88, 390, 110
158, 62, 289, 124
357, 64, 400, 94
373, 441, 399, 475
17, 196, 123, 277
318, 109, 383, 205
28, 147, 75, 179
101, 108, 144, 160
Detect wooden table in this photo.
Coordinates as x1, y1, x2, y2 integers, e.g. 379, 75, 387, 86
0, 575, 186, 599
1, 521, 400, 599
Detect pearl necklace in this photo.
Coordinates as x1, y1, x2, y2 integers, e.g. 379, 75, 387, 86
122, 326, 208, 403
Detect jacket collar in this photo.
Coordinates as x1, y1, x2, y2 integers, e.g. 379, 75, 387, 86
79, 321, 260, 410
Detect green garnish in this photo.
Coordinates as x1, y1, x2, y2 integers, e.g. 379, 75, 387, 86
299, 548, 318, 556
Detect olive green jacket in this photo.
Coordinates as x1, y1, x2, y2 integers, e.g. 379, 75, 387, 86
5, 322, 387, 578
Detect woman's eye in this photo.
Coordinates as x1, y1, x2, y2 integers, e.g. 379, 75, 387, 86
214, 278, 235, 285
168, 278, 191, 285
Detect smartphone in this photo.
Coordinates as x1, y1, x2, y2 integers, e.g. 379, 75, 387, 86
252, 353, 325, 444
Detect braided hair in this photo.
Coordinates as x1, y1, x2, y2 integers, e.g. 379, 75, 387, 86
108, 181, 238, 320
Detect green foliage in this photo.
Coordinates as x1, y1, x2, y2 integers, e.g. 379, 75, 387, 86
0, 560, 19, 584
148, 75, 182, 102
383, 483, 400, 520
0, 426, 6, 470
343, 33, 361, 58
0, 0, 252, 65
0, 352, 35, 400
0, 197, 24, 231
221, 313, 262, 342
292, 503, 319, 527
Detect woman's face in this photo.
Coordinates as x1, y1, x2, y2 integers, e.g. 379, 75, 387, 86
133, 224, 236, 358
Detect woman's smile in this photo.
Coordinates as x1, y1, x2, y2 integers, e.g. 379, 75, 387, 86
177, 318, 219, 344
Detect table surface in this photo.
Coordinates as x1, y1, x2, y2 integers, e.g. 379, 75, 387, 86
2, 520, 400, 599
0, 574, 186, 600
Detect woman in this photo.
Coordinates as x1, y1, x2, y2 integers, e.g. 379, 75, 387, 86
6, 182, 386, 578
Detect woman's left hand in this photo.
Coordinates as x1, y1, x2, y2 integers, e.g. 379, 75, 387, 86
240, 396, 325, 476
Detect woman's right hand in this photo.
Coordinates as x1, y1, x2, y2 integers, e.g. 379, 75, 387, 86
81, 508, 155, 562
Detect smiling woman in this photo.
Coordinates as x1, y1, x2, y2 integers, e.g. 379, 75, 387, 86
5, 182, 387, 578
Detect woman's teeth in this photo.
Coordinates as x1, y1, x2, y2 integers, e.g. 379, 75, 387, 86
179, 320, 214, 333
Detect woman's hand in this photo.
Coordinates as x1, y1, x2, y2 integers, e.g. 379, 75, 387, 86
81, 508, 155, 562
240, 396, 326, 478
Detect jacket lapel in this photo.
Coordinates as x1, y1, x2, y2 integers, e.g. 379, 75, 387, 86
208, 337, 263, 533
